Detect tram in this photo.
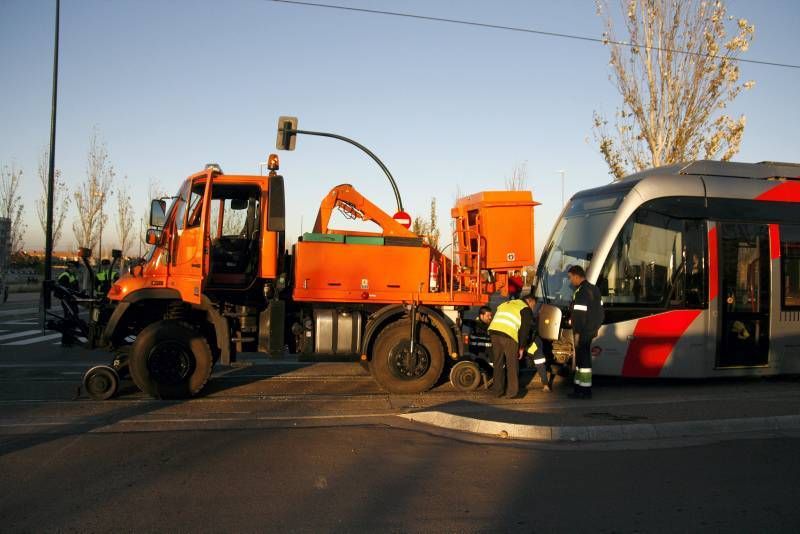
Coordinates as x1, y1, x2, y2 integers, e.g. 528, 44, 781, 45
535, 160, 800, 377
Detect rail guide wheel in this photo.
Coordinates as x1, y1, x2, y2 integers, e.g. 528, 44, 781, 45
83, 365, 120, 401
449, 360, 482, 392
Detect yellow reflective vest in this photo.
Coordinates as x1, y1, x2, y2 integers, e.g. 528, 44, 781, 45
488, 300, 538, 354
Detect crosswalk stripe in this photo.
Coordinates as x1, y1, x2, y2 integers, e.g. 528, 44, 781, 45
4, 333, 63, 346
0, 330, 43, 342
0, 307, 38, 317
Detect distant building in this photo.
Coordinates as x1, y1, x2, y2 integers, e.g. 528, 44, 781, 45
0, 217, 10, 272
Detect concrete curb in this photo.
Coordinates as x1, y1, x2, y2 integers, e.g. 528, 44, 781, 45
397, 411, 800, 442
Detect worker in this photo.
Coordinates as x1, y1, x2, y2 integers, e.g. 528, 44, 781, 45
487, 293, 538, 398
525, 302, 552, 392
464, 306, 493, 336
95, 259, 119, 294
463, 306, 493, 357
57, 261, 80, 292
508, 271, 524, 300
567, 265, 604, 399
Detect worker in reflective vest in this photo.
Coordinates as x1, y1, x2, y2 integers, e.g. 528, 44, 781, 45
57, 261, 80, 292
487, 293, 544, 398
95, 259, 119, 295
567, 265, 604, 399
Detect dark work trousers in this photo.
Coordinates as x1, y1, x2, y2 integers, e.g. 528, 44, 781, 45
489, 333, 520, 398
573, 332, 595, 394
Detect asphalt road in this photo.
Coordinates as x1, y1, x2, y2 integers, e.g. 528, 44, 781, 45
2, 425, 799, 532
2, 293, 800, 532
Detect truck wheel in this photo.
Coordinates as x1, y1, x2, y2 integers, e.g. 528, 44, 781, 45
370, 321, 445, 394
129, 320, 213, 399
449, 360, 481, 392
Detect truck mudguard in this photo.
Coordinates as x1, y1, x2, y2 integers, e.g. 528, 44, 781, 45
361, 304, 458, 360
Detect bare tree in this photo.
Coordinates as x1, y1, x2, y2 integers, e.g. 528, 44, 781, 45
0, 162, 26, 254
504, 162, 528, 191
594, 0, 755, 180
115, 176, 135, 257
35, 148, 69, 249
427, 198, 440, 250
139, 178, 167, 252
73, 130, 115, 255
410, 198, 440, 250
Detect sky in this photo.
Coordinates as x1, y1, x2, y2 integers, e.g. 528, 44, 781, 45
1, 0, 798, 258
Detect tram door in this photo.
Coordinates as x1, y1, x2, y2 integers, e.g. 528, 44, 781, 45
717, 223, 770, 367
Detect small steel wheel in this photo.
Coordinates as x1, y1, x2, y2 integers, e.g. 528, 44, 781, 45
83, 365, 120, 401
450, 360, 482, 392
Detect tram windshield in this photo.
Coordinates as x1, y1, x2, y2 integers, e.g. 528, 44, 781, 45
537, 192, 623, 306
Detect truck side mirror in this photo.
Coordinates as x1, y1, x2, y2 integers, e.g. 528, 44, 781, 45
267, 175, 285, 232
145, 229, 162, 245
276, 116, 298, 151
149, 199, 167, 228
78, 247, 92, 259
111, 249, 122, 259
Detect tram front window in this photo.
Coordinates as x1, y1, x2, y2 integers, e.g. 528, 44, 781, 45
538, 193, 622, 306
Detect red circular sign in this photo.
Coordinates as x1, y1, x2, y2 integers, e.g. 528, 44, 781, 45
392, 210, 412, 229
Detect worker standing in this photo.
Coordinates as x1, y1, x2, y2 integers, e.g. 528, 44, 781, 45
95, 259, 118, 295
566, 265, 604, 399
487, 293, 538, 398
57, 261, 80, 292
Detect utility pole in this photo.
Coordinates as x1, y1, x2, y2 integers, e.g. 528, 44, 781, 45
558, 170, 566, 207
42, 0, 60, 318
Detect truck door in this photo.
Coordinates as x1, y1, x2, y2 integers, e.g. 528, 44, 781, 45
717, 223, 770, 367
168, 175, 212, 304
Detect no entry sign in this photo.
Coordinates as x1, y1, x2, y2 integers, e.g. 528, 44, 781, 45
392, 210, 412, 229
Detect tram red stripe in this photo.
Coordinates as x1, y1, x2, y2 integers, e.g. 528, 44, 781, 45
708, 226, 718, 302
755, 181, 800, 202
769, 224, 781, 260
621, 310, 702, 377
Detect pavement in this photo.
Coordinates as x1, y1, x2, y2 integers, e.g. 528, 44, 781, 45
3, 292, 800, 531
1, 290, 799, 445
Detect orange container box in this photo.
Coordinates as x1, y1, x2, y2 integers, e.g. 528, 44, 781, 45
451, 191, 539, 270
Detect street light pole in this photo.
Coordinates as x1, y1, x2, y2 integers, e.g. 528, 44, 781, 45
42, 0, 60, 317
558, 170, 566, 207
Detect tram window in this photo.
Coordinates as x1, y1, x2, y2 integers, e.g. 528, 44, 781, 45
781, 225, 800, 309
597, 209, 705, 309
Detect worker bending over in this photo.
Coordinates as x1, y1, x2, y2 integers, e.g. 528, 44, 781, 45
487, 293, 543, 398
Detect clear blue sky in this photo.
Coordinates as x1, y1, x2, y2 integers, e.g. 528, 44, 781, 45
1, 0, 798, 256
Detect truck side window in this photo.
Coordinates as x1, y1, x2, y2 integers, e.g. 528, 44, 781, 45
173, 184, 190, 232
186, 184, 205, 228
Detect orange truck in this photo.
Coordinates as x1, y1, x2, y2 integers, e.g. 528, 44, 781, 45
51, 118, 539, 399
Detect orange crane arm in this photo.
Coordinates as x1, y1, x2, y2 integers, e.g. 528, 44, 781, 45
312, 184, 418, 238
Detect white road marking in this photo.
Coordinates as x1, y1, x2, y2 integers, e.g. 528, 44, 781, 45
0, 307, 38, 317
0, 329, 43, 342
4, 333, 63, 345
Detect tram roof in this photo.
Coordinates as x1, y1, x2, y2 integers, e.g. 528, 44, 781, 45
621, 160, 800, 183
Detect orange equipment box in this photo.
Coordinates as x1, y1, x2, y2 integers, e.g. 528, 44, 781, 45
451, 191, 539, 271
293, 241, 431, 304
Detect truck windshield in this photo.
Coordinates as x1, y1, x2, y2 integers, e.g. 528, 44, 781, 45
537, 192, 624, 306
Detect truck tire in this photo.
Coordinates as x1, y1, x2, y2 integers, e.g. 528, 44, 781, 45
370, 321, 445, 394
129, 320, 213, 399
